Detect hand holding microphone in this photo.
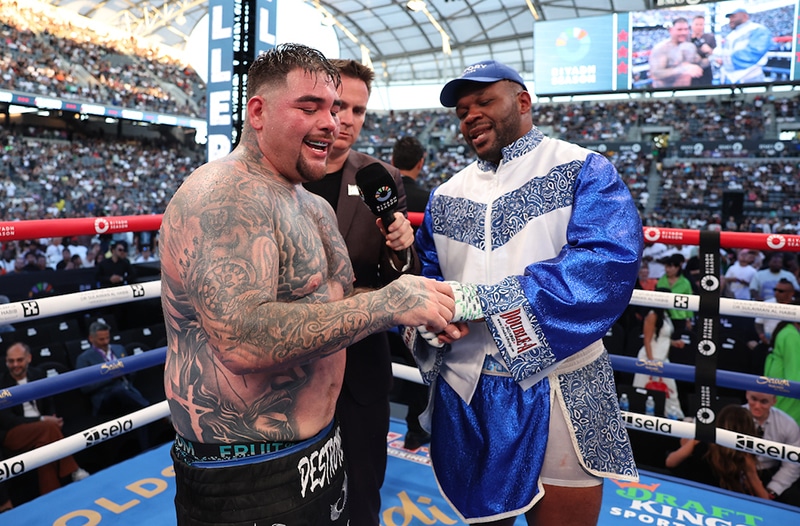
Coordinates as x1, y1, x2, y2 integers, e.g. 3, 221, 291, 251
355, 162, 400, 228
355, 162, 414, 252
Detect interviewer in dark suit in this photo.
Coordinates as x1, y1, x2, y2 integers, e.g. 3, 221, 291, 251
303, 59, 419, 526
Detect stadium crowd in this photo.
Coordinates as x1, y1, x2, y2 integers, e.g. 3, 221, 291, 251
1, 2, 800, 511
0, 1, 204, 117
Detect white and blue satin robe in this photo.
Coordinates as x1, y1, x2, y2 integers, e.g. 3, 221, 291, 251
412, 127, 643, 522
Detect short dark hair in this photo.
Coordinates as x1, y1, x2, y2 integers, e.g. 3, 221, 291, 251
330, 58, 375, 93
392, 136, 425, 171
89, 321, 111, 335
246, 43, 341, 99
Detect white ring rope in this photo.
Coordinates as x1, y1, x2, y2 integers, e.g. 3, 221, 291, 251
0, 228, 797, 485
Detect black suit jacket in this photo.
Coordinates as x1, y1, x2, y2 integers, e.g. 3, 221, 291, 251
0, 365, 55, 443
402, 175, 431, 214
330, 151, 420, 404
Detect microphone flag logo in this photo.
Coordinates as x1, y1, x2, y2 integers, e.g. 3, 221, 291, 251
375, 185, 393, 203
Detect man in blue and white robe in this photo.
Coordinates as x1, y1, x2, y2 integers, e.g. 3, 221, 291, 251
409, 60, 643, 524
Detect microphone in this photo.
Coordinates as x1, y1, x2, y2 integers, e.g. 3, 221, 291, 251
355, 162, 399, 228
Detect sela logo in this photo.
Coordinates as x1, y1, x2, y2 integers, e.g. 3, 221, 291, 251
0, 459, 25, 481
734, 434, 800, 463
83, 419, 134, 446
623, 414, 674, 434
131, 284, 145, 298
21, 301, 39, 317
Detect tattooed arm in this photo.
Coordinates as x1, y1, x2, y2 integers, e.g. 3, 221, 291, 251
161, 159, 453, 441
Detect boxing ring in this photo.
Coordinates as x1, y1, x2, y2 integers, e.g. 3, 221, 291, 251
1, 215, 800, 525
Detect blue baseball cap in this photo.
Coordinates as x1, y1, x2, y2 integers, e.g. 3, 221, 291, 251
440, 60, 527, 107
726, 8, 747, 17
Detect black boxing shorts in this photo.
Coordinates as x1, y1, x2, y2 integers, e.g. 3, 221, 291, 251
171, 420, 348, 526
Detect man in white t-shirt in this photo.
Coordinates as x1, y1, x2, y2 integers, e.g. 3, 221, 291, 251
724, 249, 758, 300
642, 242, 670, 279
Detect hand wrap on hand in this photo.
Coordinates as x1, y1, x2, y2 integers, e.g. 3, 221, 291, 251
445, 281, 482, 323
417, 326, 445, 348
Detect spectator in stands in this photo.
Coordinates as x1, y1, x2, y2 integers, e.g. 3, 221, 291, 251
632, 289, 686, 419
666, 404, 770, 499
754, 278, 796, 346
43, 237, 64, 270
647, 17, 704, 89
764, 320, 800, 425
94, 240, 136, 288
744, 390, 800, 505
392, 136, 430, 214
642, 241, 670, 279
656, 253, 695, 332
724, 249, 758, 300
0, 342, 90, 495
132, 245, 157, 263
750, 253, 799, 301
0, 248, 15, 274
75, 321, 149, 417
0, 295, 14, 333
690, 15, 717, 87
0, 475, 10, 511
713, 9, 772, 85
19, 251, 40, 272
82, 242, 101, 268
54, 248, 73, 270
390, 135, 431, 451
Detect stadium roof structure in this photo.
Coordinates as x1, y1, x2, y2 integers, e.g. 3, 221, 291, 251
46, 0, 652, 84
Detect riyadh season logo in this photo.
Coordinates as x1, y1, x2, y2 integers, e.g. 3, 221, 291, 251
94, 217, 110, 234
767, 235, 786, 250
696, 406, 715, 424
700, 275, 719, 292
697, 339, 716, 357
374, 186, 394, 203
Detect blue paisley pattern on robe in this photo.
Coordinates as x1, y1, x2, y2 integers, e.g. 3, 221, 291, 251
429, 159, 582, 251
557, 350, 639, 478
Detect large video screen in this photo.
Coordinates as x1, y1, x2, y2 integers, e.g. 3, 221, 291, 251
533, 0, 800, 96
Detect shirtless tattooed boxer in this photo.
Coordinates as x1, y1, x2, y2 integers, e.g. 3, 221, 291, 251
159, 43, 454, 526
